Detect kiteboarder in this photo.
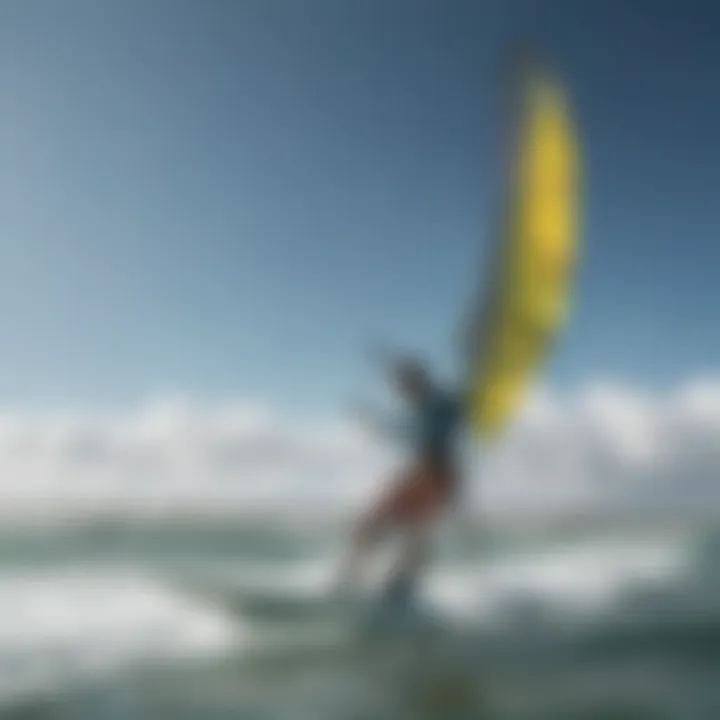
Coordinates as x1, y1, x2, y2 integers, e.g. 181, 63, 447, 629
337, 356, 463, 601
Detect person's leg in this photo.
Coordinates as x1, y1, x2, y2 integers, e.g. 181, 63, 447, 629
382, 462, 455, 600
382, 520, 432, 603
336, 469, 416, 592
336, 506, 388, 591
337, 463, 452, 594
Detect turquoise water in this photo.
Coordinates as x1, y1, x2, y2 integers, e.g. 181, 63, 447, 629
0, 517, 718, 719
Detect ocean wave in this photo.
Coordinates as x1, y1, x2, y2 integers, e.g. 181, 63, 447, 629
0, 525, 716, 719
0, 570, 239, 707
174, 531, 695, 632
427, 534, 692, 622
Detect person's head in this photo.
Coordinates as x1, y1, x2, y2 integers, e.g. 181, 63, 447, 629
392, 358, 431, 403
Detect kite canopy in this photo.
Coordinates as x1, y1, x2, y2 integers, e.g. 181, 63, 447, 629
465, 59, 581, 438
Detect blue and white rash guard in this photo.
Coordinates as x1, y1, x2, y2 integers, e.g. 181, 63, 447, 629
372, 389, 463, 463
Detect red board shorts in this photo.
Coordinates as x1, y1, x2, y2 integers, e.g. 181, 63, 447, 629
358, 457, 458, 539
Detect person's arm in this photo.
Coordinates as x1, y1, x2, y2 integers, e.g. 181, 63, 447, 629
353, 402, 414, 444
367, 341, 400, 382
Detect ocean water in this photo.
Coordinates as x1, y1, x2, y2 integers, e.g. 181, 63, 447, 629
0, 516, 718, 720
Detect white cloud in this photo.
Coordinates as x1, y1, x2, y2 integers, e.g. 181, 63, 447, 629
0, 380, 718, 521
480, 379, 720, 515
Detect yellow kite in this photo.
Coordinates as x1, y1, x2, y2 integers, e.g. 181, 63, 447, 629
465, 60, 581, 437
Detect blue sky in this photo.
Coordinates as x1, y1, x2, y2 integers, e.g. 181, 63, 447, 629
1, 0, 718, 415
